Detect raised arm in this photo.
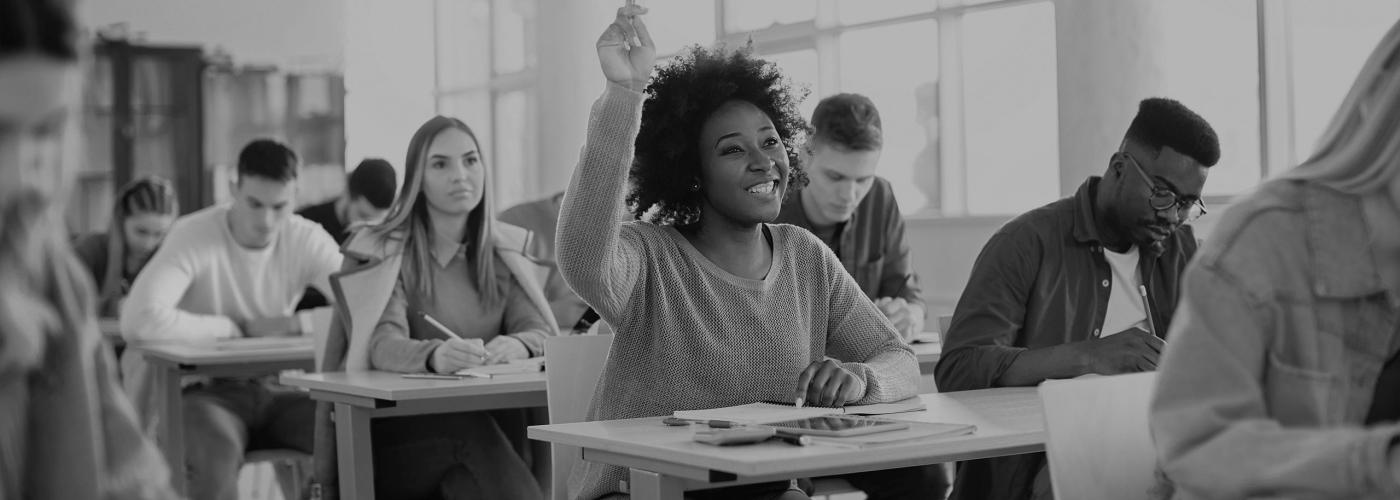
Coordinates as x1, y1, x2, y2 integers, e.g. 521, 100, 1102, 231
555, 5, 655, 321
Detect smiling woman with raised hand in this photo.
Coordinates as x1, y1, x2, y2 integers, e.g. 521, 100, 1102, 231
556, 4, 919, 500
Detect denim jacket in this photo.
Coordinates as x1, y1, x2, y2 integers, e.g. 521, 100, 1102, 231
1151, 179, 1400, 500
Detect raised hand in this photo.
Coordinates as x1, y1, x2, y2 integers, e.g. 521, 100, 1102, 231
596, 3, 655, 92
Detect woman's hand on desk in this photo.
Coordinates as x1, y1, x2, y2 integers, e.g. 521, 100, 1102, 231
430, 338, 490, 373
483, 335, 530, 365
794, 359, 864, 408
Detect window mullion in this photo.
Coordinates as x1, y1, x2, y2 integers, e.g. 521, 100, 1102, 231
939, 11, 967, 216
1257, 0, 1295, 177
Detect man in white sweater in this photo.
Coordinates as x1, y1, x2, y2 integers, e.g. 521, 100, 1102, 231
121, 139, 343, 500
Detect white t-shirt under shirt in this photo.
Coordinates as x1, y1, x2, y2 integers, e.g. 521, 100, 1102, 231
119, 204, 343, 342
1099, 246, 1149, 337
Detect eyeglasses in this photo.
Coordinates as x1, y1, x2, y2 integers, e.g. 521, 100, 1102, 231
1120, 152, 1207, 223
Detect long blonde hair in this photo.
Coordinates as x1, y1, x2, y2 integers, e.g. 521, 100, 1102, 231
368, 116, 504, 307
1280, 20, 1400, 193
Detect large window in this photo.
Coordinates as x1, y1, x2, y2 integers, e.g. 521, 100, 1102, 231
434, 0, 536, 211
719, 0, 1059, 216
432, 0, 1400, 217
1284, 0, 1400, 163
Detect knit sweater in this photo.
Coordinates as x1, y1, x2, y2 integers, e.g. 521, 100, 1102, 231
557, 84, 920, 500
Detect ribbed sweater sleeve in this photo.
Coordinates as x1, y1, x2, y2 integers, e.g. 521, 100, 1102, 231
556, 84, 647, 325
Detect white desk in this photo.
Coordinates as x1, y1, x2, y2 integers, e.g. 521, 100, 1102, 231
135, 338, 315, 494
281, 371, 548, 500
529, 387, 1043, 499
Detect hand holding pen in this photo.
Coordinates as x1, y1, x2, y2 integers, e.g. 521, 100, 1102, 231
421, 312, 491, 373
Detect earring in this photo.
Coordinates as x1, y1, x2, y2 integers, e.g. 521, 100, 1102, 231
688, 182, 700, 192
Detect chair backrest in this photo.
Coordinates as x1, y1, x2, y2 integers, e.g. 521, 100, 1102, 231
1039, 372, 1160, 500
545, 333, 614, 500
300, 307, 335, 369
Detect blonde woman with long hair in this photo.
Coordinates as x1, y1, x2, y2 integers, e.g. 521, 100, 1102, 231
0, 0, 176, 498
313, 116, 556, 499
1151, 19, 1400, 500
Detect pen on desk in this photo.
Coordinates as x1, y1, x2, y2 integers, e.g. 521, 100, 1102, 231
402, 373, 465, 380
772, 433, 811, 446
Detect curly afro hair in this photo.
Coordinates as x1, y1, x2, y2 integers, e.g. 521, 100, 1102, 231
627, 44, 810, 225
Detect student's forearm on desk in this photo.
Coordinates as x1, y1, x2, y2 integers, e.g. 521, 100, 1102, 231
120, 306, 240, 342
994, 343, 1090, 387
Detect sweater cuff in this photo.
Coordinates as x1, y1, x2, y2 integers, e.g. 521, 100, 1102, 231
838, 361, 872, 402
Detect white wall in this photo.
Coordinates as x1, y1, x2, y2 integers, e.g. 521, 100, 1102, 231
343, 1, 436, 179
82, 0, 345, 71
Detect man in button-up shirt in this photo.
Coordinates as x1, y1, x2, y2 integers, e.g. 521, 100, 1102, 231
936, 98, 1220, 500
777, 93, 925, 340
777, 93, 945, 500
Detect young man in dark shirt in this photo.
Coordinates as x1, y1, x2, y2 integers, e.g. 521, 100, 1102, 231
936, 98, 1220, 500
298, 157, 397, 244
775, 93, 925, 340
776, 93, 944, 500
296, 158, 396, 309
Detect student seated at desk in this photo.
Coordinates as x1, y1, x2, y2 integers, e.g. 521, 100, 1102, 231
120, 139, 343, 500
313, 116, 556, 500
556, 6, 919, 500
72, 176, 178, 318
0, 1, 177, 497
773, 93, 945, 498
295, 157, 397, 310
934, 98, 1220, 500
1153, 21, 1400, 500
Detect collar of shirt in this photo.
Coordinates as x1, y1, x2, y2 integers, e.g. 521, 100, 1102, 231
1070, 176, 1108, 247
431, 240, 467, 268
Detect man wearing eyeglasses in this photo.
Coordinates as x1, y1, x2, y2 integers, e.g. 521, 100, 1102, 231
935, 98, 1220, 500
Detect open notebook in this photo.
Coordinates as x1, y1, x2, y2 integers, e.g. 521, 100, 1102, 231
673, 397, 927, 425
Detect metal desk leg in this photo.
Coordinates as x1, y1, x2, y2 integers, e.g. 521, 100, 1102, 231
629, 469, 685, 500
335, 403, 376, 500
156, 364, 187, 494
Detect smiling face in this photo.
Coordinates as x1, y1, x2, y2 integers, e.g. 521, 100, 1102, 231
420, 127, 485, 217
695, 99, 791, 227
